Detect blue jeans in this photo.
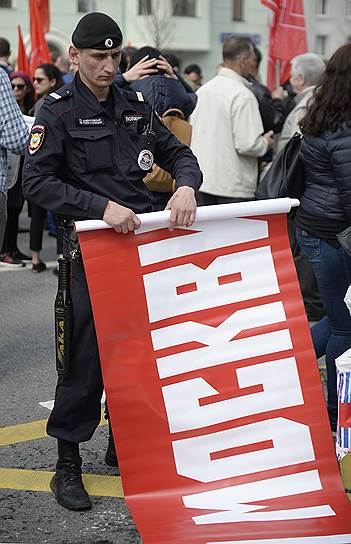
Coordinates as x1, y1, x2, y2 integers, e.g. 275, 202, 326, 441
296, 228, 351, 431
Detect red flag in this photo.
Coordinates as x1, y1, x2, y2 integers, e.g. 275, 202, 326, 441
17, 25, 30, 75
30, 0, 50, 35
262, 0, 308, 89
29, 0, 51, 77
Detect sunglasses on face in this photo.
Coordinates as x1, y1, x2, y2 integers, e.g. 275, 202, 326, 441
11, 83, 26, 90
32, 77, 48, 83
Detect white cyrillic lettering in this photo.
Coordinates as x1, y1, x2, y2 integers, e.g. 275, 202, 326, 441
143, 246, 279, 322
157, 329, 292, 378
152, 301, 286, 350
162, 357, 303, 433
173, 418, 314, 482
137, 218, 268, 266
182, 470, 334, 524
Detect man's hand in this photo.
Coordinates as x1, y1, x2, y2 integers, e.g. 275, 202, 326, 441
157, 55, 178, 80
271, 86, 285, 100
123, 55, 159, 83
165, 186, 197, 229
103, 201, 141, 234
263, 130, 274, 149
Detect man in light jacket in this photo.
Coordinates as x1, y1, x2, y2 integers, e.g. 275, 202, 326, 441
190, 36, 274, 205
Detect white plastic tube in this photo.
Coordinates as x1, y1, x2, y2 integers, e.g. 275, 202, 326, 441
75, 198, 300, 233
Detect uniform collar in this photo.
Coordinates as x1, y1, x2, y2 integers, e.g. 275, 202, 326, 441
73, 72, 131, 119
110, 82, 130, 118
73, 72, 106, 117
218, 66, 252, 88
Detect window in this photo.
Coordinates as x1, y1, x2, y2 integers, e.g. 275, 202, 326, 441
346, 0, 351, 16
172, 0, 196, 17
77, 0, 96, 13
138, 0, 152, 15
315, 35, 328, 55
315, 0, 328, 15
233, 0, 243, 21
0, 0, 11, 7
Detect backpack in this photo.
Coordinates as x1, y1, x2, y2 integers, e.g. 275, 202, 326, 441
144, 108, 192, 193
255, 132, 305, 200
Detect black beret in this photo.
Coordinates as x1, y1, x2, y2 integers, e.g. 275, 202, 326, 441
72, 12, 123, 50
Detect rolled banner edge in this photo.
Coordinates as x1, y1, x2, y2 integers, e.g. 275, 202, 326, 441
75, 197, 300, 233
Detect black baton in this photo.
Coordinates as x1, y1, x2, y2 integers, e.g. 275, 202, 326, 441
54, 257, 73, 376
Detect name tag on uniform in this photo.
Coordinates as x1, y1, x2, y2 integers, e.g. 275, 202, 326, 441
77, 117, 105, 126
124, 114, 144, 125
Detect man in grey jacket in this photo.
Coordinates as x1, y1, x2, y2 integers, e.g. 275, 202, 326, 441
278, 53, 325, 152
0, 68, 28, 249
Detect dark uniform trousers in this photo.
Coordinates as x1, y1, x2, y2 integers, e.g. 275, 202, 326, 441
47, 258, 103, 443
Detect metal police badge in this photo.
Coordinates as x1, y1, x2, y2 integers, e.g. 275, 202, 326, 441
138, 149, 154, 171
28, 125, 45, 155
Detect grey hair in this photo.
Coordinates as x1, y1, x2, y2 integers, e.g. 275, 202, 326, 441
291, 53, 326, 86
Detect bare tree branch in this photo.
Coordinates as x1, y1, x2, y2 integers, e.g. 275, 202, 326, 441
139, 0, 178, 49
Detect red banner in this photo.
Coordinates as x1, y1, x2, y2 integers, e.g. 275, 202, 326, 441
29, 0, 51, 77
17, 25, 30, 75
30, 0, 50, 36
77, 201, 351, 543
261, 0, 308, 89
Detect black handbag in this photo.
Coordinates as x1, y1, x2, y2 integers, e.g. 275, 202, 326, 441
337, 226, 351, 257
255, 132, 305, 200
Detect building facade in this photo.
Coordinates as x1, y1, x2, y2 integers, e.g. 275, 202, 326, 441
305, 0, 351, 59
0, 0, 350, 83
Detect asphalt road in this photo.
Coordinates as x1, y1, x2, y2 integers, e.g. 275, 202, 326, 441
0, 211, 142, 544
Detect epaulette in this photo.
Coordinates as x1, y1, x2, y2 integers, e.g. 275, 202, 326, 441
44, 86, 72, 105
125, 90, 145, 103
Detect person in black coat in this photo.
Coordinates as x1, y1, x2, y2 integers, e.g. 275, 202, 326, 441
127, 46, 197, 119
295, 43, 351, 434
245, 45, 285, 135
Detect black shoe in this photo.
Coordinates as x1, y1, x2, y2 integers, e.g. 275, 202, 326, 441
11, 250, 31, 262
51, 440, 92, 511
32, 261, 47, 273
105, 437, 119, 467
105, 419, 119, 467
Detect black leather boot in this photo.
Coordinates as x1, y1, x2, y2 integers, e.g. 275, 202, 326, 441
50, 439, 92, 511
105, 420, 119, 468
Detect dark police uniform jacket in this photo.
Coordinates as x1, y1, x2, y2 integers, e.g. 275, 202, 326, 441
22, 73, 202, 219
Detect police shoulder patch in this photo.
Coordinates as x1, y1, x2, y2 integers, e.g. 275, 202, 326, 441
28, 125, 45, 155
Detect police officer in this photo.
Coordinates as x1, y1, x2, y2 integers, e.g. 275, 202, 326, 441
22, 12, 202, 511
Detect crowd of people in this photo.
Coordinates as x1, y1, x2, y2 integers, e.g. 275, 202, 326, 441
1, 12, 351, 511
0, 35, 205, 270
0, 32, 297, 274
